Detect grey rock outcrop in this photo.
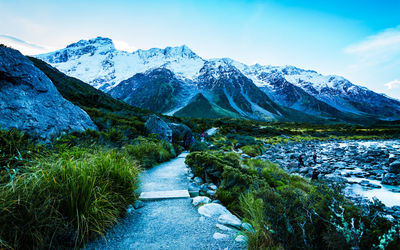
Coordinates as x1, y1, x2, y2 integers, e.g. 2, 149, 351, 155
167, 122, 192, 148
0, 46, 96, 139
144, 114, 172, 142
144, 115, 193, 146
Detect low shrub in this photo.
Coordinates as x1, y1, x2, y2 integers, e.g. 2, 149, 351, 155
241, 144, 264, 157
102, 128, 127, 143
185, 150, 400, 249
124, 137, 176, 168
185, 151, 240, 185
189, 141, 209, 152
226, 133, 257, 146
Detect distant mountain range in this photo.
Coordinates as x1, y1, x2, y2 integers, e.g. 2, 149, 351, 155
35, 37, 400, 123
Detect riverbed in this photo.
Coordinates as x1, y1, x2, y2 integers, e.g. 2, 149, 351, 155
261, 139, 400, 208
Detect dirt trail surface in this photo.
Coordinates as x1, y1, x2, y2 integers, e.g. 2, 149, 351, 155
86, 152, 244, 250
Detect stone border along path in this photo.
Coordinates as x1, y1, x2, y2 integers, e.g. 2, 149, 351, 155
85, 152, 246, 249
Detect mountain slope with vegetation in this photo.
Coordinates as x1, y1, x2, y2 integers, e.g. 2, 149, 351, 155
29, 56, 151, 138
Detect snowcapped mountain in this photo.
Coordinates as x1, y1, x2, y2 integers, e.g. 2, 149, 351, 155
36, 37, 204, 91
235, 64, 400, 119
35, 37, 400, 122
107, 59, 291, 121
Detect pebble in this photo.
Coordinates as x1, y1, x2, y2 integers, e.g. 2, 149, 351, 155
215, 223, 234, 232
192, 196, 211, 206
213, 232, 229, 240
235, 235, 247, 243
207, 190, 216, 197
208, 183, 218, 190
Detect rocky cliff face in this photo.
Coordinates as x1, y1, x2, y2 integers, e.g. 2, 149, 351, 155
109, 68, 187, 113
0, 45, 96, 139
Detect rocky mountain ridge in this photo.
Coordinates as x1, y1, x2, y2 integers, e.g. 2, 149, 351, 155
35, 37, 400, 122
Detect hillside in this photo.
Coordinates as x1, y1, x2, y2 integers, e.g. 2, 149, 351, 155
29, 56, 150, 136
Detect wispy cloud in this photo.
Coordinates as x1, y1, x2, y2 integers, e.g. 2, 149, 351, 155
385, 79, 400, 89
0, 34, 54, 55
113, 40, 137, 52
345, 27, 400, 54
344, 25, 400, 67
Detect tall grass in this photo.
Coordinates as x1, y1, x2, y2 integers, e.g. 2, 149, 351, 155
239, 193, 282, 249
0, 147, 140, 249
124, 137, 176, 168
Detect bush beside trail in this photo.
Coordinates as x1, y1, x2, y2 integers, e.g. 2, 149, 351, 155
185, 150, 400, 249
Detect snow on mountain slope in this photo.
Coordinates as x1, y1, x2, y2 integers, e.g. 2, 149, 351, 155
36, 37, 205, 90
235, 63, 400, 118
35, 37, 400, 121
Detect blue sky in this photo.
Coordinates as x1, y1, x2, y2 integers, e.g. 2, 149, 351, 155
1, 0, 400, 98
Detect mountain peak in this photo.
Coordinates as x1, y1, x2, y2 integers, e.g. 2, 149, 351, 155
66, 36, 114, 49
163, 44, 199, 59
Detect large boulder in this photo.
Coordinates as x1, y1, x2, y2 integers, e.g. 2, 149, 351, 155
389, 160, 400, 174
167, 122, 192, 148
144, 114, 172, 142
0, 45, 96, 139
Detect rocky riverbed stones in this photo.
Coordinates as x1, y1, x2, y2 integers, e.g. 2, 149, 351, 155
382, 173, 400, 185
261, 140, 400, 209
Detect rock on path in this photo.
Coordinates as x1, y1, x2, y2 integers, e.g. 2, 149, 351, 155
85, 152, 244, 249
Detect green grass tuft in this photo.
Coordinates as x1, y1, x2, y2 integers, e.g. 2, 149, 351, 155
0, 146, 140, 249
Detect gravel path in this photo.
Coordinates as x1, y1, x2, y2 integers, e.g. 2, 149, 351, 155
85, 152, 245, 250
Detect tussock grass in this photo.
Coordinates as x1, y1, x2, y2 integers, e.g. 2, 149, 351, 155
0, 147, 140, 249
240, 193, 283, 250
124, 137, 176, 168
